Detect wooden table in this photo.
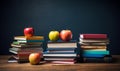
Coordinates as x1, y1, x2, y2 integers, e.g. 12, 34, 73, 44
0, 55, 120, 71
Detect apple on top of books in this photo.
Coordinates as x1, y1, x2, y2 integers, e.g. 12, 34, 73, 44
24, 27, 34, 37
60, 30, 72, 41
48, 30, 72, 41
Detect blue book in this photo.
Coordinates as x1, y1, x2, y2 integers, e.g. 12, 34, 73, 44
83, 50, 110, 55
82, 54, 106, 58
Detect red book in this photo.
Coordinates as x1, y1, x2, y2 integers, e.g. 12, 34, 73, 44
80, 34, 107, 39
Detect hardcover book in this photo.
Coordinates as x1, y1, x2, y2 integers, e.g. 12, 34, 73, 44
80, 34, 107, 39
14, 36, 44, 40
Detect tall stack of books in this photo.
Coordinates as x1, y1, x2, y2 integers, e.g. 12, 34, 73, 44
43, 40, 79, 64
9, 36, 44, 63
79, 34, 112, 63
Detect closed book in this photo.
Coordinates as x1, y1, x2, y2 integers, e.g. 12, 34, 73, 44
83, 50, 110, 55
47, 50, 75, 53
81, 45, 107, 49
49, 60, 76, 64
81, 48, 107, 51
48, 40, 77, 48
82, 54, 107, 58
12, 41, 42, 45
44, 51, 76, 54
47, 48, 76, 51
79, 42, 109, 46
11, 44, 42, 48
17, 40, 44, 43
14, 36, 44, 40
79, 38, 109, 43
44, 57, 75, 61
83, 56, 112, 63
9, 47, 43, 54
43, 53, 77, 57
80, 34, 107, 39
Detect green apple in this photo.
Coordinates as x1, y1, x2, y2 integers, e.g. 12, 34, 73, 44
49, 31, 59, 41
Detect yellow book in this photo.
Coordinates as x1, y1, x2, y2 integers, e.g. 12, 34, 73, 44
81, 45, 107, 49
82, 48, 107, 51
14, 36, 44, 40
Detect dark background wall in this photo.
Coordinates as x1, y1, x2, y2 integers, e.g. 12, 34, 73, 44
0, 0, 120, 54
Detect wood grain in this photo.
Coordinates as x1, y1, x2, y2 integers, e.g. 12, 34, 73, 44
0, 55, 120, 71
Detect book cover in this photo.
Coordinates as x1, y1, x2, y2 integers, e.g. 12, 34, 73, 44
14, 36, 44, 40
83, 50, 110, 55
80, 34, 107, 39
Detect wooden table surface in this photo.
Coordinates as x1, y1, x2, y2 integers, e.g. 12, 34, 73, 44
0, 55, 120, 71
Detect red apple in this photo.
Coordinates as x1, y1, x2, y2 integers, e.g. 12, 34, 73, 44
60, 30, 72, 41
24, 27, 34, 37
49, 31, 59, 41
29, 53, 42, 65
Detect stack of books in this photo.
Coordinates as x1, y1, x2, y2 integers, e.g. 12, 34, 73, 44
43, 40, 79, 64
9, 36, 44, 63
79, 34, 112, 63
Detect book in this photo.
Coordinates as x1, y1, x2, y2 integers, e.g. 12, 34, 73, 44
44, 51, 76, 54
80, 34, 107, 39
11, 43, 42, 48
44, 57, 75, 61
9, 47, 43, 54
79, 38, 109, 43
82, 50, 110, 55
82, 54, 107, 58
17, 40, 44, 43
79, 42, 109, 46
14, 36, 44, 40
43, 53, 77, 57
49, 60, 76, 64
47, 40, 77, 48
81, 45, 107, 49
47, 48, 76, 51
12, 41, 42, 45
81, 48, 107, 51
83, 55, 112, 63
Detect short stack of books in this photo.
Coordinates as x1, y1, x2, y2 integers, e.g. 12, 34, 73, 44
79, 34, 112, 63
43, 40, 79, 64
9, 36, 44, 63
